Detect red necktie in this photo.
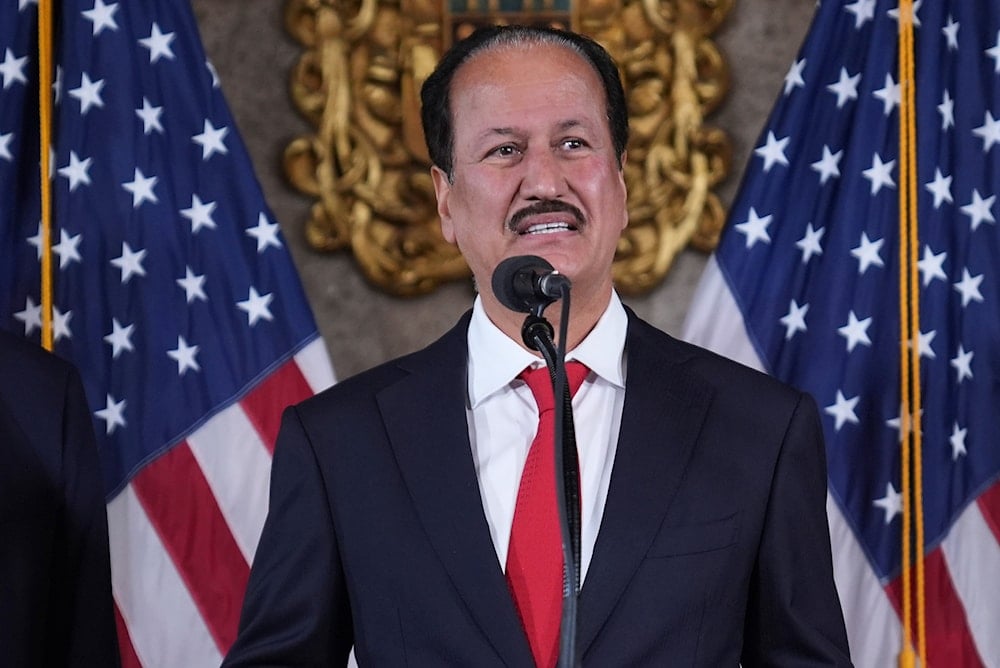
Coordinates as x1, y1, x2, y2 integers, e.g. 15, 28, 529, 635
507, 361, 589, 668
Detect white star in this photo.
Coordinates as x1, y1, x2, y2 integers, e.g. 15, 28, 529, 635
917, 245, 947, 287
862, 153, 896, 195
19, 0, 39, 11
916, 329, 936, 360
810, 145, 842, 185
192, 119, 229, 160
206, 61, 220, 88
82, 0, 119, 36
937, 90, 954, 131
122, 167, 159, 208
247, 212, 283, 252
783, 58, 806, 95
110, 242, 147, 284
57, 150, 93, 191
924, 168, 952, 209
754, 131, 790, 172
138, 22, 176, 64
237, 287, 275, 326
52, 65, 62, 105
68, 72, 105, 115
14, 296, 42, 335
779, 300, 809, 340
950, 344, 974, 383
103, 317, 135, 358
734, 207, 772, 249
26, 223, 45, 259
825, 390, 860, 431
949, 422, 967, 460
838, 310, 873, 352
168, 336, 201, 376
827, 68, 861, 108
960, 189, 996, 231
52, 306, 73, 342
94, 394, 127, 434
135, 97, 164, 135
987, 30, 1000, 73
845, 0, 876, 28
796, 222, 824, 263
888, 0, 922, 27
52, 229, 83, 269
953, 268, 984, 307
942, 15, 959, 51
180, 194, 217, 233
176, 266, 207, 303
872, 74, 900, 116
851, 232, 885, 274
886, 407, 923, 443
0, 131, 13, 161
972, 111, 1000, 152
873, 483, 902, 525
0, 48, 28, 90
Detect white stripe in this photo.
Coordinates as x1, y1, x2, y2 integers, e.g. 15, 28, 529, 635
683, 258, 902, 667
827, 494, 901, 667
108, 485, 223, 668
295, 337, 336, 391
681, 255, 766, 372
941, 500, 1000, 666
187, 403, 272, 562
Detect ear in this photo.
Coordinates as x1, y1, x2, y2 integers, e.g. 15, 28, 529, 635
618, 151, 629, 231
431, 166, 456, 244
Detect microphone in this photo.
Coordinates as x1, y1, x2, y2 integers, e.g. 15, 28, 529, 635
491, 255, 571, 314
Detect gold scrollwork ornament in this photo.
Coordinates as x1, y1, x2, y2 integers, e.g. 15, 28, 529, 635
284, 0, 732, 295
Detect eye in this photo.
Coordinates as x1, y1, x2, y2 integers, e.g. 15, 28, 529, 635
487, 144, 521, 159
560, 138, 587, 151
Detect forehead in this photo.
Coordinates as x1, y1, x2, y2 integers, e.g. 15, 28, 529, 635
449, 41, 607, 122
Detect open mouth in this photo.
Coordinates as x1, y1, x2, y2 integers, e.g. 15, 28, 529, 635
522, 221, 576, 235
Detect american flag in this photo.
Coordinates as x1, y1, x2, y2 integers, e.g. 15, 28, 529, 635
0, 1, 335, 665
684, 0, 1000, 664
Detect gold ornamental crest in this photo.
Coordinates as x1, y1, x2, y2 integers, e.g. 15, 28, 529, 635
284, 0, 732, 295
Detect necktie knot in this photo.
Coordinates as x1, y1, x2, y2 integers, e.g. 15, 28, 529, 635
519, 361, 589, 414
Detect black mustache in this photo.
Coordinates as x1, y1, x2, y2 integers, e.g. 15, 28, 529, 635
507, 200, 585, 232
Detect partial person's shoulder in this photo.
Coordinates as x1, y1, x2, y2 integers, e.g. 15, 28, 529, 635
626, 312, 803, 404
0, 330, 76, 395
294, 311, 472, 417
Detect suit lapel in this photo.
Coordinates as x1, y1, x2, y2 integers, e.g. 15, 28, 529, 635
577, 313, 713, 655
377, 314, 533, 664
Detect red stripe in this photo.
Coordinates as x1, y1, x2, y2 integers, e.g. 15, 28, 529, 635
240, 360, 314, 452
976, 479, 1000, 545
885, 548, 985, 667
114, 603, 142, 668
131, 443, 250, 655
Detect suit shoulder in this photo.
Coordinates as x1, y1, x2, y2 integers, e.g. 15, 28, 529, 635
628, 315, 805, 405
0, 331, 77, 402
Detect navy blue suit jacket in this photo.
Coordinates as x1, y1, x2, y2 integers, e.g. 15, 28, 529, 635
0, 331, 120, 667
225, 309, 851, 666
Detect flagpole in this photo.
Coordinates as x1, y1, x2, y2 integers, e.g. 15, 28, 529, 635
896, 0, 926, 665
37, 0, 54, 351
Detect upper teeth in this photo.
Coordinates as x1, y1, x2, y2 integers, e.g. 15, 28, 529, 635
526, 222, 571, 235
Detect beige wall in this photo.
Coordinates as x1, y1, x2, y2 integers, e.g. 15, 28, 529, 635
191, 0, 816, 379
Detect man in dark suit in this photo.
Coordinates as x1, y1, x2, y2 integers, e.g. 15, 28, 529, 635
225, 25, 851, 665
0, 330, 120, 666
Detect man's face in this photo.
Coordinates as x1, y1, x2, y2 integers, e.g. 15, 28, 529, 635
432, 42, 628, 318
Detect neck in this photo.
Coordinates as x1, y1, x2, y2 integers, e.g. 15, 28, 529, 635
482, 286, 612, 355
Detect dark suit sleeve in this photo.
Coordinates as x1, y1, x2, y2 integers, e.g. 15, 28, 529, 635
741, 392, 853, 666
59, 365, 122, 667
224, 405, 354, 666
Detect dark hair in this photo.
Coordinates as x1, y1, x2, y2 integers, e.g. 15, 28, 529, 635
420, 25, 629, 178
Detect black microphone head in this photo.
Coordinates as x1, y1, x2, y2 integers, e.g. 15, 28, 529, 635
491, 255, 554, 313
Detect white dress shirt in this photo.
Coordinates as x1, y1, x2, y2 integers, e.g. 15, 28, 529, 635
466, 293, 627, 582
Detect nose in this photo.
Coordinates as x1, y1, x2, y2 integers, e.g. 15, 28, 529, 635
519, 147, 566, 200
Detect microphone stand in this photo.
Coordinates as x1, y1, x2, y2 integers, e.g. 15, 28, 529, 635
520, 285, 580, 668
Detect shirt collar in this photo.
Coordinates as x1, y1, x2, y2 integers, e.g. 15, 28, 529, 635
467, 292, 628, 408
